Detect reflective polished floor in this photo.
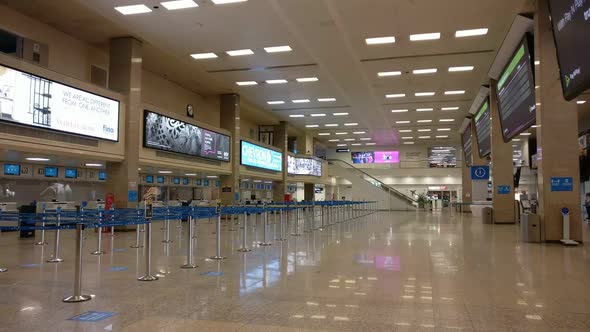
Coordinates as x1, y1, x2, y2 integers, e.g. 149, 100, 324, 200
1, 211, 590, 332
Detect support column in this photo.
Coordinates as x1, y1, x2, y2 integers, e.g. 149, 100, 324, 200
534, 0, 582, 241
273, 121, 288, 202
219, 94, 241, 205
490, 81, 516, 224
107, 37, 142, 208
296, 133, 315, 155
461, 150, 473, 208
462, 125, 489, 204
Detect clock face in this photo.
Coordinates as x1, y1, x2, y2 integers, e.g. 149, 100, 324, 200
187, 104, 194, 117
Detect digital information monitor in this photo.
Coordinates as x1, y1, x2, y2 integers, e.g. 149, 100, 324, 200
474, 97, 492, 158
495, 36, 536, 142
462, 123, 473, 167
287, 155, 322, 176
548, 0, 590, 100
240, 141, 283, 172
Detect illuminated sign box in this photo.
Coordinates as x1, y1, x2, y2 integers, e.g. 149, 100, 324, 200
240, 141, 283, 172
287, 155, 322, 176
351, 151, 399, 164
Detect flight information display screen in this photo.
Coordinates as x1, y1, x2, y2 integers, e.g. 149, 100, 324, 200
462, 123, 473, 167
548, 0, 590, 100
474, 97, 492, 158
495, 36, 536, 142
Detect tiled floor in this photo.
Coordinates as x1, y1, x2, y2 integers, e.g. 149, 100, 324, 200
1, 210, 590, 331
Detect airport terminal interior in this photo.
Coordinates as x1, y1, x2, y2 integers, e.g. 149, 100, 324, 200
0, 0, 590, 331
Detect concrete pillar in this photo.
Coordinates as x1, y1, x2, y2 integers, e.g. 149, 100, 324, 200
107, 37, 142, 208
297, 133, 315, 155
490, 81, 516, 224
219, 94, 240, 204
304, 183, 315, 202
273, 121, 288, 202
534, 0, 582, 241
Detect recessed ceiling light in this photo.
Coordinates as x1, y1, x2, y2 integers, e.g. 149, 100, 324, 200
410, 32, 441, 41
441, 107, 459, 111
378, 71, 402, 77
325, 124, 339, 127
396, 120, 410, 124
353, 131, 366, 134
404, 142, 415, 145
439, 119, 455, 122
160, 0, 198, 10
418, 129, 431, 132
417, 119, 432, 123
455, 28, 488, 38
191, 52, 218, 59
292, 99, 310, 103
351, 143, 362, 146
26, 157, 50, 161
266, 79, 288, 84
520, 132, 532, 136
337, 144, 348, 147
267, 101, 285, 105
416, 108, 434, 112
418, 136, 431, 139
445, 90, 466, 95
289, 114, 305, 118
264, 45, 292, 53
158, 170, 173, 174
437, 128, 451, 131
333, 112, 349, 116
413, 68, 437, 75
318, 133, 331, 136
365, 36, 396, 45
329, 139, 340, 142
86, 163, 103, 167
236, 81, 258, 86
311, 113, 326, 117
365, 143, 376, 146
226, 49, 254, 56
513, 139, 521, 141
344, 138, 356, 141
305, 125, 319, 128
206, 175, 219, 178
335, 132, 348, 135
386, 93, 406, 98
577, 100, 587, 104
185, 173, 197, 176
448, 66, 474, 72
531, 125, 540, 128
415, 92, 435, 97
399, 129, 412, 133
344, 123, 358, 126
391, 109, 409, 113
211, 0, 248, 4
360, 138, 371, 141
318, 98, 336, 102
436, 135, 449, 138
296, 77, 319, 82
115, 4, 152, 15
402, 137, 413, 139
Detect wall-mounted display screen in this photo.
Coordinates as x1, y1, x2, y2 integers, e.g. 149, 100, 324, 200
157, 176, 164, 184
98, 170, 106, 181
287, 155, 322, 176
144, 111, 230, 162
203, 179, 210, 187
240, 141, 283, 172
495, 36, 536, 142
474, 97, 492, 158
462, 123, 473, 167
44, 166, 58, 178
65, 168, 77, 179
182, 178, 189, 185
548, 0, 590, 100
0, 64, 119, 141
428, 147, 457, 168
3, 163, 20, 176
173, 177, 180, 185
146, 175, 154, 184
195, 179, 202, 186
351, 151, 400, 164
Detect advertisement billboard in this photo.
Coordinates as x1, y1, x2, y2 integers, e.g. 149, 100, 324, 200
287, 155, 322, 176
240, 141, 283, 172
351, 151, 399, 164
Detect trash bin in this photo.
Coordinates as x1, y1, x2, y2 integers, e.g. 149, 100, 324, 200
520, 213, 540, 242
482, 207, 493, 224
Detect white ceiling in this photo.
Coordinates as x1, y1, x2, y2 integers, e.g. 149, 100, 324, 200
2, 0, 540, 147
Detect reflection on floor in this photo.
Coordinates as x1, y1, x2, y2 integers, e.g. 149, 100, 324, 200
1, 211, 590, 331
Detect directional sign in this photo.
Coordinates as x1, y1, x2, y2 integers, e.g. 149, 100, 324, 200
470, 166, 490, 180
550, 177, 573, 192
497, 185, 511, 195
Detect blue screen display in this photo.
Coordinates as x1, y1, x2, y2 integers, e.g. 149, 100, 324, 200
195, 179, 202, 186
98, 170, 106, 181
157, 176, 164, 184
203, 179, 209, 187
44, 167, 58, 178
65, 168, 77, 179
240, 141, 283, 172
146, 175, 154, 184
182, 178, 189, 185
215, 180, 220, 187
4, 164, 20, 176
173, 177, 180, 185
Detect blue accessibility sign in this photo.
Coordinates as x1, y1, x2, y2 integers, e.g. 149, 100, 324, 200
471, 166, 490, 180
68, 311, 117, 322
550, 177, 574, 192
497, 185, 511, 194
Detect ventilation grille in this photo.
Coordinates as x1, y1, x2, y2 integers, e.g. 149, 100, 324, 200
0, 123, 99, 147
155, 151, 222, 166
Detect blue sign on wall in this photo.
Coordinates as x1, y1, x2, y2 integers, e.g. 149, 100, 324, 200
128, 190, 138, 202
470, 166, 490, 180
240, 141, 283, 172
550, 177, 574, 192
497, 185, 511, 194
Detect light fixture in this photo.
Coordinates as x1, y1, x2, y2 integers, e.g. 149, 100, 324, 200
396, 120, 410, 124
333, 112, 349, 116
318, 98, 336, 102
328, 139, 340, 142
289, 114, 305, 118
266, 79, 288, 84
191, 52, 218, 59
158, 170, 173, 174
305, 125, 319, 128
402, 137, 413, 139
391, 109, 409, 113
267, 101, 285, 105
296, 77, 319, 82
85, 163, 103, 167
416, 108, 433, 112
351, 143, 362, 146
404, 142, 415, 145
418, 129, 431, 132
318, 133, 331, 136
520, 132, 532, 136
26, 157, 50, 162
413, 68, 437, 75
160, 0, 198, 10
325, 124, 339, 127
444, 90, 465, 95
386, 93, 406, 98
365, 143, 376, 146
115, 4, 152, 15
448, 66, 474, 72
337, 144, 347, 147
378, 71, 402, 77
311, 114, 326, 117
264, 45, 292, 53
185, 173, 197, 176
226, 49, 254, 56
418, 136, 431, 139
292, 99, 310, 103
206, 175, 218, 178
513, 138, 521, 141
455, 28, 488, 38
534, 60, 540, 66
439, 119, 455, 122
344, 138, 356, 141
436, 135, 449, 138
360, 138, 371, 141
399, 129, 412, 133
577, 100, 587, 104
441, 107, 459, 111
365, 36, 396, 45
344, 123, 358, 126
417, 120, 432, 123
415, 92, 435, 97
410, 32, 441, 41
437, 128, 451, 131
353, 131, 366, 134
236, 81, 258, 86
335, 132, 347, 135
211, 0, 248, 4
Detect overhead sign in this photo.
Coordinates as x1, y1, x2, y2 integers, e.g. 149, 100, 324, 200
471, 166, 490, 180
351, 151, 399, 164
336, 148, 350, 153
474, 98, 492, 158
287, 155, 322, 176
240, 141, 283, 172
462, 123, 473, 167
550, 177, 574, 192
497, 185, 511, 194
0, 64, 120, 141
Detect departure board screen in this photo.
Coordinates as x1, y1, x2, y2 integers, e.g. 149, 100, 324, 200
462, 123, 473, 167
474, 97, 491, 158
495, 36, 536, 142
548, 0, 590, 100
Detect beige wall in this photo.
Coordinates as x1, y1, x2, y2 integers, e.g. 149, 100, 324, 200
240, 116, 259, 141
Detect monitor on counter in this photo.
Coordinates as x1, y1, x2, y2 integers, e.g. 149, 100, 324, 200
173, 177, 180, 185
44, 166, 58, 178
98, 170, 106, 181
182, 178, 189, 185
65, 168, 78, 179
157, 176, 164, 184
474, 97, 492, 158
146, 175, 154, 184
3, 163, 20, 176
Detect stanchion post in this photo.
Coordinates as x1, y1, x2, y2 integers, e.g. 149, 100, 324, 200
238, 212, 252, 252
181, 215, 197, 268
210, 208, 227, 259
138, 199, 158, 281
47, 207, 64, 263
91, 209, 106, 255
276, 208, 285, 241
63, 223, 91, 302
35, 205, 48, 246
291, 207, 301, 236
131, 208, 143, 248
259, 207, 271, 246
162, 208, 172, 243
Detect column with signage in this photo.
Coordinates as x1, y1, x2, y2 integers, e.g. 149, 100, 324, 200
534, 0, 582, 241
273, 121, 288, 202
219, 94, 241, 205
107, 37, 142, 208
490, 82, 516, 223
461, 123, 489, 209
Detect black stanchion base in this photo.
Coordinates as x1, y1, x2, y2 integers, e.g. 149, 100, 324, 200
209, 256, 228, 259
259, 242, 272, 246
138, 275, 159, 281
63, 295, 91, 303
91, 251, 106, 255
130, 244, 144, 248
180, 264, 198, 269
237, 248, 251, 252
34, 242, 48, 246
161, 240, 173, 243
0, 268, 7, 273
47, 258, 64, 263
